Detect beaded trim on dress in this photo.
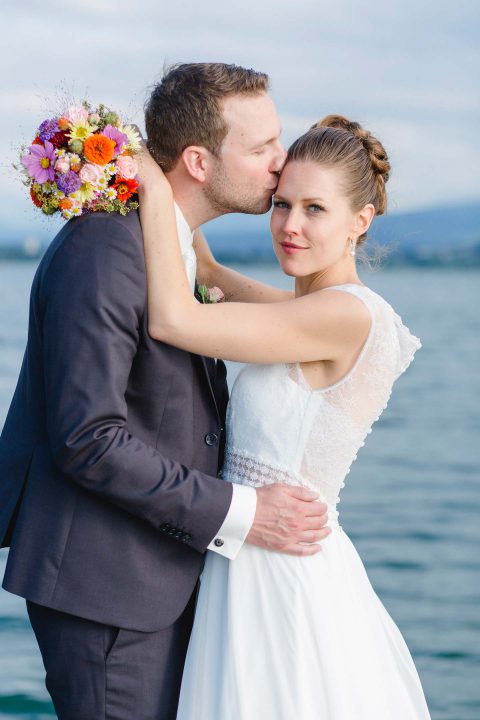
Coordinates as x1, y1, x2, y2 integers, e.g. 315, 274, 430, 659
222, 447, 341, 527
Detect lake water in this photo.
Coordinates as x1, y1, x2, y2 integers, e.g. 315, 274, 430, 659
0, 262, 479, 720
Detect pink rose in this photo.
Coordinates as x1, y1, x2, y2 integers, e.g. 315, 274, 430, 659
208, 286, 225, 303
55, 158, 70, 174
66, 106, 89, 124
115, 155, 138, 180
79, 163, 104, 185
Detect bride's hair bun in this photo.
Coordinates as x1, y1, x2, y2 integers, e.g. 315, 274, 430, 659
287, 114, 391, 244
313, 115, 390, 180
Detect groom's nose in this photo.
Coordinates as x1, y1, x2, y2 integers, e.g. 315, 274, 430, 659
270, 143, 287, 174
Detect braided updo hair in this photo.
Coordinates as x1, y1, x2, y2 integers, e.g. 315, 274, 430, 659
286, 115, 391, 246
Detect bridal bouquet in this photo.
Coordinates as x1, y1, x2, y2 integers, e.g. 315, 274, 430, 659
17, 102, 142, 220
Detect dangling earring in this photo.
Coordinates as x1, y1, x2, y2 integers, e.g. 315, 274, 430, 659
350, 238, 356, 257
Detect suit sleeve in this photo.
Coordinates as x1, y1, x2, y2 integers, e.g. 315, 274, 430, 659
40, 215, 232, 554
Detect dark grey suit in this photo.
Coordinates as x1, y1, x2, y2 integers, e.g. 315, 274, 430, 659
0, 210, 232, 718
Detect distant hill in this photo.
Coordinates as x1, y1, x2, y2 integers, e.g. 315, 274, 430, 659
203, 202, 480, 267
1, 202, 479, 266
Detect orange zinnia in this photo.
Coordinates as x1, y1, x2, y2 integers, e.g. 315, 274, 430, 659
83, 134, 116, 165
59, 198, 73, 210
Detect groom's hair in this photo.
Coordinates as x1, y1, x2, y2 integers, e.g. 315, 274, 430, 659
145, 63, 270, 172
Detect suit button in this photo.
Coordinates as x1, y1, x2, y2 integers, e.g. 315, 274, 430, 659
205, 433, 218, 446
214, 538, 224, 548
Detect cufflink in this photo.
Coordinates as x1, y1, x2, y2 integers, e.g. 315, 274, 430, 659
214, 538, 224, 548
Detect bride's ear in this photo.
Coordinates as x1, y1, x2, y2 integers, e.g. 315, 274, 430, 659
352, 203, 375, 238
181, 146, 210, 183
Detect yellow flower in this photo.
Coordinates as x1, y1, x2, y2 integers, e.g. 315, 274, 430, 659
68, 120, 95, 143
76, 182, 96, 203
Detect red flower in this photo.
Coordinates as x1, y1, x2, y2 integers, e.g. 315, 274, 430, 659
49, 130, 69, 149
113, 176, 139, 203
32, 136, 43, 146
30, 184, 43, 208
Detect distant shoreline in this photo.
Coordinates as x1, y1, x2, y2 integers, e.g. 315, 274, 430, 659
1, 248, 479, 269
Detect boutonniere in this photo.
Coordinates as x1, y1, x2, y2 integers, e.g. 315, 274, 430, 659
197, 285, 225, 304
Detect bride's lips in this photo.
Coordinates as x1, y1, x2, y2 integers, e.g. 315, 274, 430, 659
280, 241, 308, 255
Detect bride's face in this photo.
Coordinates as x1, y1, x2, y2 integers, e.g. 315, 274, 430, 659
270, 160, 361, 278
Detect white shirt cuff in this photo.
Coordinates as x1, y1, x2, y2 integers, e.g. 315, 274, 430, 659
207, 483, 257, 560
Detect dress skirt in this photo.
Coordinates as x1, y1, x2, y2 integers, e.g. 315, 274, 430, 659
176, 526, 431, 720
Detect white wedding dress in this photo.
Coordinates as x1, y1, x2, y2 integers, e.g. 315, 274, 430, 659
177, 284, 431, 720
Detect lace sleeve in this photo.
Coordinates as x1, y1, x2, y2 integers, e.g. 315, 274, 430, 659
393, 312, 422, 377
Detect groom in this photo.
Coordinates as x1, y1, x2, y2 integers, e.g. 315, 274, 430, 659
0, 63, 329, 719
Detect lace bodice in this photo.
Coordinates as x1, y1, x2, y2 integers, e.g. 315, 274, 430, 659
222, 285, 421, 522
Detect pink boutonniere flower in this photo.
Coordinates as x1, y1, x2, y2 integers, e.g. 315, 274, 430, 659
198, 285, 225, 304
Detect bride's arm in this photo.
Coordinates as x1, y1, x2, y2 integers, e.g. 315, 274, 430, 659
138, 154, 370, 365
193, 228, 294, 304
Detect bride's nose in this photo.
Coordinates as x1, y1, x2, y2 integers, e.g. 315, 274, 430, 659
281, 208, 302, 237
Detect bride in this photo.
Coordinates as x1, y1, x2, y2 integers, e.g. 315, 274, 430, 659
137, 115, 431, 719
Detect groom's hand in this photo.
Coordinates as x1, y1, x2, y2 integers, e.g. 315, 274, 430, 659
246, 485, 330, 556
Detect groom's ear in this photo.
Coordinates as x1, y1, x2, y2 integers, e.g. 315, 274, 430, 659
180, 146, 210, 184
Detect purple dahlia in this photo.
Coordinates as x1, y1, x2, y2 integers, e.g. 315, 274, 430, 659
56, 170, 82, 195
38, 118, 60, 142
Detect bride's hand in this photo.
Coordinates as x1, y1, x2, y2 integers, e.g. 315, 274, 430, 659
133, 127, 172, 199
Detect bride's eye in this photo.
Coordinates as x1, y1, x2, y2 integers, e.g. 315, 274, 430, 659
308, 204, 325, 214
273, 199, 289, 209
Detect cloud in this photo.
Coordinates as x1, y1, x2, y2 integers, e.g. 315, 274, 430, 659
1, 0, 478, 239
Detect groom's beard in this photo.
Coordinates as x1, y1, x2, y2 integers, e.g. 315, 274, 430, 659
203, 165, 273, 216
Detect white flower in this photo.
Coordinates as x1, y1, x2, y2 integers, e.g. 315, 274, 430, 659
122, 124, 142, 152
54, 190, 66, 200
106, 187, 117, 199
72, 207, 82, 216
105, 163, 116, 177
97, 176, 108, 190
62, 209, 73, 219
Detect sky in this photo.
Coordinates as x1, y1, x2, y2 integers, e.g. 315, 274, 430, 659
1, 0, 479, 240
